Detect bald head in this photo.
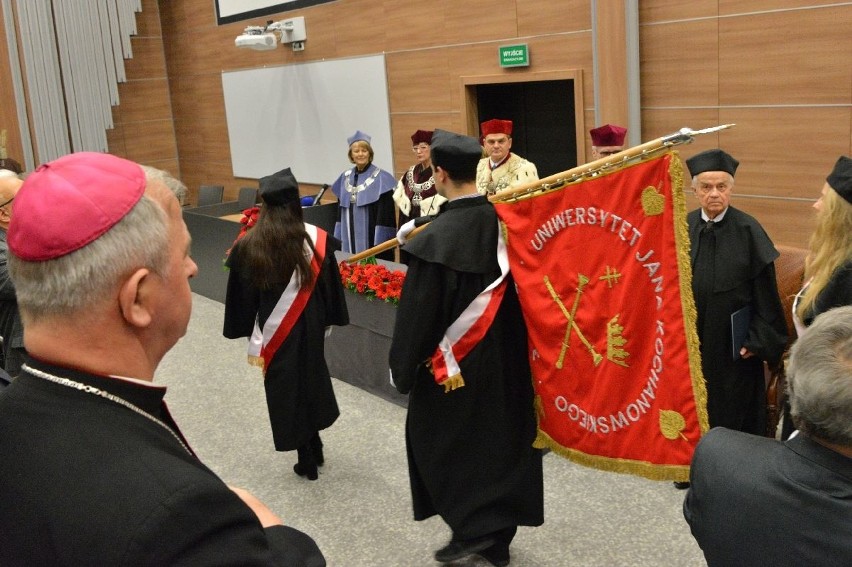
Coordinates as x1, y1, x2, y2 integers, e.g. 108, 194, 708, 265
0, 174, 23, 231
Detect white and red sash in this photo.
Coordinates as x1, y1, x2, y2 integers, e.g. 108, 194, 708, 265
248, 224, 327, 374
430, 222, 510, 392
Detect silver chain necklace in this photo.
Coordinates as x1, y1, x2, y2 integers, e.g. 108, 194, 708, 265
405, 165, 434, 206
345, 167, 380, 203
22, 363, 192, 456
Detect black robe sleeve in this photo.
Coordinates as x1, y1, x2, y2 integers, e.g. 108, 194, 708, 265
388, 258, 455, 395
223, 245, 261, 339
316, 235, 350, 328
743, 260, 789, 366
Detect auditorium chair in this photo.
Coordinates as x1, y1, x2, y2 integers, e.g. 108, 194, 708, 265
765, 244, 808, 438
238, 187, 258, 210
197, 185, 224, 206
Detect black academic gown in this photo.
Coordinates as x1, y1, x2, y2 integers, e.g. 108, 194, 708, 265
389, 196, 544, 540
688, 207, 788, 434
224, 232, 349, 451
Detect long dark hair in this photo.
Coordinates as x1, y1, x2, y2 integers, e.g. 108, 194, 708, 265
237, 200, 316, 290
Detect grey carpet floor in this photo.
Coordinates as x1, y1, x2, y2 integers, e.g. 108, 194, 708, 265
158, 294, 707, 566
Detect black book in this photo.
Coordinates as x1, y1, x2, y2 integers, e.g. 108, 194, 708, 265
731, 305, 753, 360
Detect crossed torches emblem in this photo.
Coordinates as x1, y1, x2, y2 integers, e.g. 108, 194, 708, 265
544, 270, 630, 369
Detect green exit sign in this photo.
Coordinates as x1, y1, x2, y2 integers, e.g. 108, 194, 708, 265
499, 44, 529, 67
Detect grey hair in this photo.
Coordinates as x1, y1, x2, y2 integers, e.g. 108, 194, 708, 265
139, 165, 187, 206
787, 305, 852, 446
690, 173, 735, 188
9, 168, 178, 321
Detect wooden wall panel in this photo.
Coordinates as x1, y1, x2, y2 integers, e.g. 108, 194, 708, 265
595, 1, 628, 127
733, 198, 818, 249
123, 37, 168, 79
640, 19, 719, 108
640, 3, 851, 250
639, 0, 717, 22
517, 0, 591, 36
0, 6, 23, 166
717, 107, 851, 199
386, 50, 454, 113
330, 1, 390, 56
122, 119, 177, 165
719, 0, 850, 14
441, 3, 518, 45
116, 78, 173, 123
136, 0, 163, 36
719, 6, 852, 106
105, 123, 127, 158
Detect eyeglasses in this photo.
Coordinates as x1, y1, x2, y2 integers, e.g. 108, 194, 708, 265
412, 145, 430, 153
0, 195, 14, 210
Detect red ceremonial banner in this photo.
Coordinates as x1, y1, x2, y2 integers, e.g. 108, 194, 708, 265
493, 152, 708, 481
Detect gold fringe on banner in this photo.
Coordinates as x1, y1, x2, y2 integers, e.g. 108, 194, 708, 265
534, 428, 691, 482
669, 154, 710, 435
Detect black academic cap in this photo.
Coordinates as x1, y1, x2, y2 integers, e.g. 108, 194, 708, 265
430, 129, 482, 178
826, 155, 852, 205
259, 167, 299, 207
686, 149, 739, 177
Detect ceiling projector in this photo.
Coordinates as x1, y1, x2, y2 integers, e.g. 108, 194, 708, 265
235, 26, 277, 51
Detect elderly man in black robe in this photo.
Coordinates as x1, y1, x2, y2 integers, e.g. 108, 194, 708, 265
686, 149, 788, 444
389, 130, 543, 566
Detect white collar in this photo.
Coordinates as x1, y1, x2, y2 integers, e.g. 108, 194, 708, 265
701, 207, 728, 223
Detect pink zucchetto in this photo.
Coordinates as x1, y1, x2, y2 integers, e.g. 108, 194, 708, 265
8, 152, 146, 261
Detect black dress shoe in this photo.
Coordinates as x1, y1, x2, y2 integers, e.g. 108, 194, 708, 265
293, 462, 318, 480
478, 543, 510, 567
434, 536, 496, 563
673, 481, 690, 490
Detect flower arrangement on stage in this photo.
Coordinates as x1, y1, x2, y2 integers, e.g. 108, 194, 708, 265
339, 258, 405, 305
225, 206, 260, 257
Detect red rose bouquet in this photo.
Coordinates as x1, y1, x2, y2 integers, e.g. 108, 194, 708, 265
339, 257, 405, 305
225, 206, 260, 257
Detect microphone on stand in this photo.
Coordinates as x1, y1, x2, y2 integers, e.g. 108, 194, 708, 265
312, 184, 329, 206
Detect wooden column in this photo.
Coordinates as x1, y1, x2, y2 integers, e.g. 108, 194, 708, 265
592, 0, 630, 135
0, 4, 24, 166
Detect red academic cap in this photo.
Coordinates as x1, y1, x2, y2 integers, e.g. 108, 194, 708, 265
480, 119, 513, 138
410, 130, 433, 145
590, 124, 627, 147
8, 152, 146, 261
